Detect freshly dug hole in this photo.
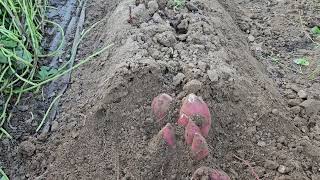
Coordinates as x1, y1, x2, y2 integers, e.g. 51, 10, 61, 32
20, 0, 305, 179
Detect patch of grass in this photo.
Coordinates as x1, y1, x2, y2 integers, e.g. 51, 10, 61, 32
311, 26, 320, 36
0, 0, 113, 178
170, 0, 185, 11
0, 0, 114, 139
0, 0, 64, 139
293, 57, 310, 66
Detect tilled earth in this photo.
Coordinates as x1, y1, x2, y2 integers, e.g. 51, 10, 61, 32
1, 0, 320, 179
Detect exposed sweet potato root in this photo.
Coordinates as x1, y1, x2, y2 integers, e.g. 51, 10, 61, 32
161, 123, 176, 148
179, 94, 211, 137
192, 166, 231, 180
191, 133, 209, 160
151, 93, 173, 121
185, 120, 201, 145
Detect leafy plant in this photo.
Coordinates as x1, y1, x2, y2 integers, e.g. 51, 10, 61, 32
293, 57, 310, 66
0, 0, 64, 139
37, 66, 58, 80
0, 0, 113, 141
171, 0, 185, 10
311, 26, 320, 36
0, 167, 9, 180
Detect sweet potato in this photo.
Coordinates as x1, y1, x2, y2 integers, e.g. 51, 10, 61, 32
152, 93, 173, 121
185, 120, 201, 145
192, 166, 230, 180
179, 94, 211, 137
191, 133, 209, 160
177, 113, 190, 126
209, 169, 231, 180
161, 123, 176, 148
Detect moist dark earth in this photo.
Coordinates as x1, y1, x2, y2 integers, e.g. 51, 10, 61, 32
1, 0, 320, 179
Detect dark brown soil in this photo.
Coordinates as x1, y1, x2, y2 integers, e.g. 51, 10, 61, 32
1, 0, 320, 179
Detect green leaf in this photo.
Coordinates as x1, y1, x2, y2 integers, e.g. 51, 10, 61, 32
0, 36, 18, 48
311, 26, 320, 35
16, 48, 32, 63
37, 66, 58, 80
0, 51, 8, 64
293, 58, 310, 66
0, 40, 17, 48
15, 47, 33, 70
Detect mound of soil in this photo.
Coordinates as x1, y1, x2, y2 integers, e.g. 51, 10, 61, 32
2, 0, 320, 179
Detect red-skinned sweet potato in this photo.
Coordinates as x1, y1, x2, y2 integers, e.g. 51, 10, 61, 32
209, 169, 231, 180
161, 123, 176, 148
191, 133, 209, 160
185, 120, 201, 145
177, 113, 190, 126
178, 94, 211, 137
192, 166, 231, 180
152, 93, 173, 121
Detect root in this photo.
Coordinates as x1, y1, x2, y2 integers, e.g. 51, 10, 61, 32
128, 6, 133, 24
233, 154, 260, 180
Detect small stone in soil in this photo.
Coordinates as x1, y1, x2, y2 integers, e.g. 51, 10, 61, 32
271, 108, 278, 114
289, 106, 301, 114
152, 13, 164, 23
51, 121, 59, 132
183, 79, 202, 93
300, 99, 320, 116
173, 73, 185, 86
207, 69, 219, 82
277, 136, 286, 144
147, 1, 159, 14
248, 35, 255, 42
143, 136, 147, 140
257, 141, 266, 147
264, 160, 279, 170
297, 90, 308, 99
288, 99, 301, 107
197, 61, 207, 71
17, 105, 29, 112
71, 131, 79, 139
278, 165, 287, 174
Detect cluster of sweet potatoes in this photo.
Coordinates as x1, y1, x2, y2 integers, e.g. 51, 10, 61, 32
152, 93, 210, 159
151, 93, 230, 180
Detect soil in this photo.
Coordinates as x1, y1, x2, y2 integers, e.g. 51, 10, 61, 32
1, 0, 320, 179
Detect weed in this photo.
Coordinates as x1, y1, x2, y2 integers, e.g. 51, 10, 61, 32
311, 26, 320, 36
293, 57, 310, 66
0, 0, 64, 139
0, 167, 9, 180
0, 0, 114, 137
170, 0, 185, 11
